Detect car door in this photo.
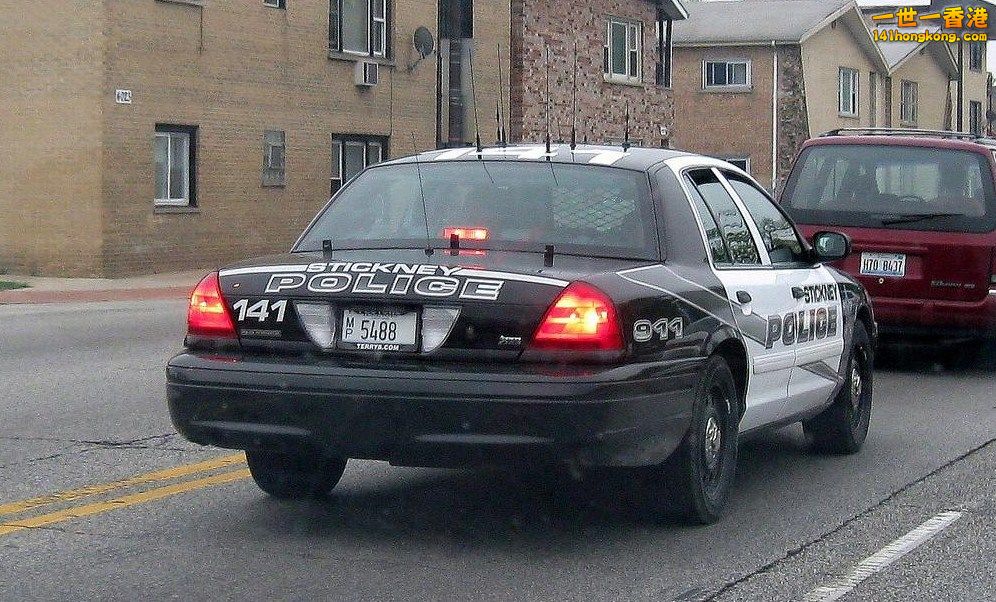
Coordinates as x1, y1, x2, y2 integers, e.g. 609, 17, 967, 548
683, 168, 796, 431
721, 170, 845, 416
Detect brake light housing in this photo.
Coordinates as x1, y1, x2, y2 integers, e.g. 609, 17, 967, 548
442, 227, 489, 241
530, 281, 624, 351
187, 272, 238, 340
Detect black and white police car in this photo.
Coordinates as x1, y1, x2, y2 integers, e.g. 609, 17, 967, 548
167, 144, 876, 524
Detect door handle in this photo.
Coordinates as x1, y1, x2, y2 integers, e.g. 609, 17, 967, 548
791, 286, 806, 300
736, 291, 752, 304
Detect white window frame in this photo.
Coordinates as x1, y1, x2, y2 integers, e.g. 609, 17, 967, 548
263, 0, 285, 8
333, 0, 387, 58
719, 156, 751, 173
331, 135, 387, 195
703, 60, 751, 90
604, 18, 642, 84
900, 80, 918, 126
154, 130, 191, 207
839, 67, 859, 118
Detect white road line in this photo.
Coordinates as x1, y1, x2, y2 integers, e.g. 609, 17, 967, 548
804, 510, 963, 602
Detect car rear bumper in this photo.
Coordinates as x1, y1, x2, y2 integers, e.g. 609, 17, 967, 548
873, 292, 996, 339
165, 353, 700, 469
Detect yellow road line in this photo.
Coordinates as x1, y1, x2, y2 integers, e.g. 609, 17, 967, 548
0, 453, 246, 518
0, 468, 251, 537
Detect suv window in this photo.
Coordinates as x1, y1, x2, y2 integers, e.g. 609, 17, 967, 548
781, 144, 996, 233
724, 172, 805, 265
686, 169, 762, 266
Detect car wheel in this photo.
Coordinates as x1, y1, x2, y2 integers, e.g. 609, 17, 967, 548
653, 355, 740, 525
245, 449, 347, 499
804, 321, 873, 455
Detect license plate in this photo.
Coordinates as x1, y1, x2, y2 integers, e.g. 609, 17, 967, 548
860, 252, 907, 278
339, 309, 419, 352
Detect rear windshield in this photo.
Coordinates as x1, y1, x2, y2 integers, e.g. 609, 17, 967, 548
780, 144, 996, 233
295, 161, 659, 259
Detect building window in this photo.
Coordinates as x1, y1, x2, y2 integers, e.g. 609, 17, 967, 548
655, 16, 673, 87
330, 0, 389, 57
154, 125, 196, 207
970, 101, 983, 135
969, 42, 985, 72
263, 0, 286, 8
704, 60, 750, 89
262, 130, 286, 187
331, 134, 386, 195
900, 80, 918, 126
719, 157, 750, 172
604, 18, 641, 84
839, 67, 859, 117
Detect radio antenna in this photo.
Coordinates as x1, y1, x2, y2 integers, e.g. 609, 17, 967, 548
570, 41, 578, 151
469, 43, 483, 153
544, 44, 552, 155
410, 133, 434, 257
496, 43, 507, 146
622, 101, 631, 151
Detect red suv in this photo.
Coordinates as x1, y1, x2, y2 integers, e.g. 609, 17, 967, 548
780, 129, 996, 351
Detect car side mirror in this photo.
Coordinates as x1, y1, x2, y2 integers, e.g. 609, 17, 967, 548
811, 231, 851, 262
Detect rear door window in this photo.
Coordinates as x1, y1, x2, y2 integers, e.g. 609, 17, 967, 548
686, 169, 762, 266
781, 144, 996, 232
722, 172, 806, 265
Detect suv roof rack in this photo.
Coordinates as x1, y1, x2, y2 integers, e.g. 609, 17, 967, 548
819, 127, 990, 141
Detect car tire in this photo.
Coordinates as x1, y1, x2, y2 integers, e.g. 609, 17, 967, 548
245, 449, 347, 499
652, 355, 740, 525
804, 321, 873, 455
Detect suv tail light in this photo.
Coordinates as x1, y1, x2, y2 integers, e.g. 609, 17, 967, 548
187, 272, 237, 339
529, 282, 623, 351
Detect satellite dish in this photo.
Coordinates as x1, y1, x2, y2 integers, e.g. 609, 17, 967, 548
413, 26, 435, 59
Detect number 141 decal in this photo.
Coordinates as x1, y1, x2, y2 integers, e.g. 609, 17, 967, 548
232, 299, 288, 323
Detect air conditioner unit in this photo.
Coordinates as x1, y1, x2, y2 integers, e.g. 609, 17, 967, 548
355, 60, 379, 87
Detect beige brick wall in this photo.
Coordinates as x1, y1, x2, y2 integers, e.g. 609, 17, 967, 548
2, 0, 508, 276
890, 50, 950, 130
510, 0, 673, 147
0, 0, 105, 276
671, 45, 776, 188
803, 21, 880, 136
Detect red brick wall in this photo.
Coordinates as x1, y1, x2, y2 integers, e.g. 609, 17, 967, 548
510, 0, 674, 147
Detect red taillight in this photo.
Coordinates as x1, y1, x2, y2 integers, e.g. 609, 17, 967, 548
442, 227, 489, 241
530, 282, 623, 351
187, 272, 237, 339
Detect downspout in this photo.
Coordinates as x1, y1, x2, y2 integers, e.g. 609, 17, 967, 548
771, 40, 778, 191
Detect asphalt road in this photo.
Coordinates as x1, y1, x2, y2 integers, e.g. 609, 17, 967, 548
1, 300, 994, 601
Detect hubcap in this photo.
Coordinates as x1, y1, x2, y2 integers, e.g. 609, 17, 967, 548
704, 415, 722, 469
850, 359, 863, 412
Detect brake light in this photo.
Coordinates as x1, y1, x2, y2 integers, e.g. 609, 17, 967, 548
187, 272, 237, 339
442, 227, 489, 241
530, 282, 623, 350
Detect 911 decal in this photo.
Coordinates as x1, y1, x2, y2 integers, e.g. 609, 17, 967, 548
232, 299, 288, 323
633, 318, 684, 342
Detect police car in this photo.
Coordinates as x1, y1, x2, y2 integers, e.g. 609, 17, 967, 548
166, 144, 876, 524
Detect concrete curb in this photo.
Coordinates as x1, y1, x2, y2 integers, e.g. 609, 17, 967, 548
0, 286, 191, 305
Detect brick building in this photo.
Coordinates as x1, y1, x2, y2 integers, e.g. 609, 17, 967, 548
0, 0, 509, 277
509, 0, 687, 146
672, 0, 984, 191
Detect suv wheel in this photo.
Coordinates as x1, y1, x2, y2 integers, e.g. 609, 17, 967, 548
804, 321, 873, 454
246, 449, 347, 499
651, 355, 740, 525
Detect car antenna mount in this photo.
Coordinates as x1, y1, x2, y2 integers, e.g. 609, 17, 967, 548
544, 245, 555, 267
322, 239, 334, 261
622, 101, 631, 151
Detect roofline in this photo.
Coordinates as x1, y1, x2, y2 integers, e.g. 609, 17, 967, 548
674, 41, 798, 48
799, 1, 854, 44
660, 0, 688, 20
